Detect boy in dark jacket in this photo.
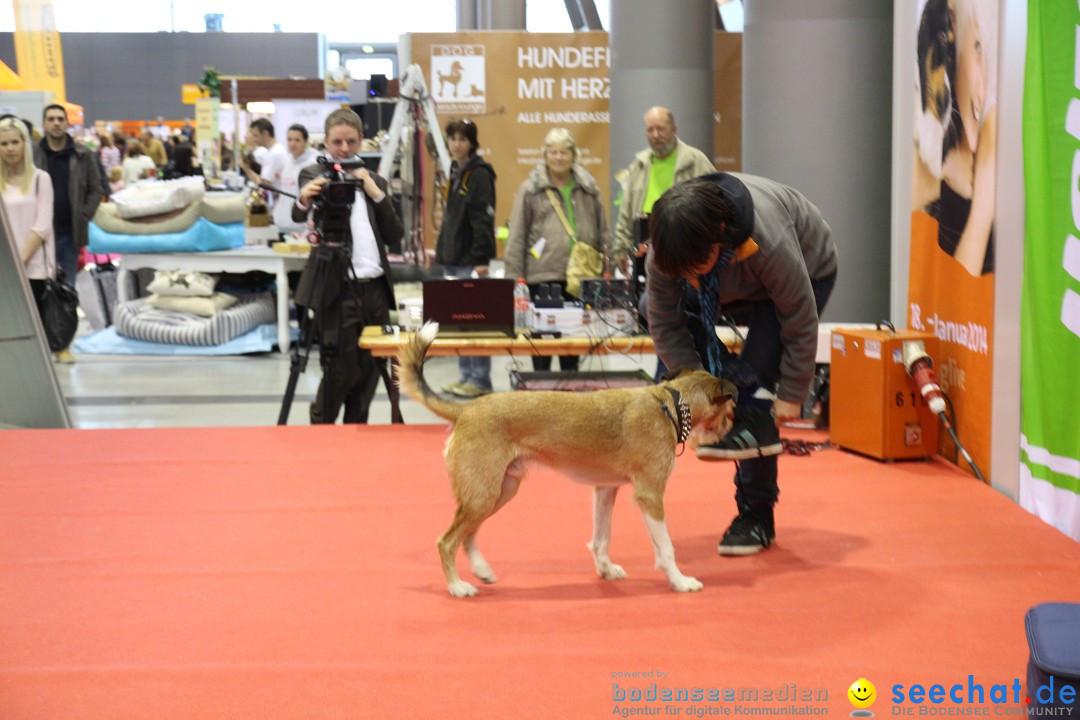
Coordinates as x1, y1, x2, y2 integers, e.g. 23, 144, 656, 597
435, 118, 498, 398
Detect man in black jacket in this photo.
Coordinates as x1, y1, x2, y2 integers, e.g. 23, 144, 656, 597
33, 106, 103, 283
434, 118, 497, 398
292, 108, 404, 424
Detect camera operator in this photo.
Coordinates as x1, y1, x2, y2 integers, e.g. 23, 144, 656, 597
292, 108, 404, 424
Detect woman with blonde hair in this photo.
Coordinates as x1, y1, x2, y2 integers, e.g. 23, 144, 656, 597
505, 127, 609, 372
0, 116, 66, 360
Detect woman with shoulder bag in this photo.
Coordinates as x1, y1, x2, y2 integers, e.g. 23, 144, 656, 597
0, 116, 72, 363
504, 127, 608, 373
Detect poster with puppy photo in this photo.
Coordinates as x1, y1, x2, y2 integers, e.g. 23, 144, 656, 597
908, 0, 999, 479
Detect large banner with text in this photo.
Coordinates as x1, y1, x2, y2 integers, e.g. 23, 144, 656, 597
410, 31, 612, 257
1019, 0, 1080, 539
405, 32, 739, 258
907, 0, 999, 479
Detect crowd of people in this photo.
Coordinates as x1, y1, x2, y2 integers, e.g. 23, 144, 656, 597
2, 102, 840, 558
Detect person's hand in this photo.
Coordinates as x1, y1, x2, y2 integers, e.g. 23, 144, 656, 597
474, 265, 490, 278
352, 167, 385, 202
635, 242, 649, 258
298, 177, 328, 206
772, 398, 802, 422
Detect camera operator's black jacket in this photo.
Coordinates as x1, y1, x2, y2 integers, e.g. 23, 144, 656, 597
434, 154, 496, 268
292, 165, 404, 309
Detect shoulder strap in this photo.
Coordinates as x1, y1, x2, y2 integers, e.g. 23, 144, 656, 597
545, 187, 575, 243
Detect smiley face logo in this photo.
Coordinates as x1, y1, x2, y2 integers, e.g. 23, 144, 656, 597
848, 678, 877, 715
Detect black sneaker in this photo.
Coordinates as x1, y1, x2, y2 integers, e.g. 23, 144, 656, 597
695, 405, 783, 461
717, 505, 775, 556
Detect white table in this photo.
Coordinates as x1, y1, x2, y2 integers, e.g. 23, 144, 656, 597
117, 246, 310, 354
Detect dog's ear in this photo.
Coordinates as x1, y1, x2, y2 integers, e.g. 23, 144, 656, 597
712, 378, 738, 406
659, 367, 692, 383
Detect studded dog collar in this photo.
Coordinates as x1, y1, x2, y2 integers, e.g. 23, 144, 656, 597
661, 387, 692, 446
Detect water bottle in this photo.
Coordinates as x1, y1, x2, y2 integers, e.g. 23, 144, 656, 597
513, 278, 531, 337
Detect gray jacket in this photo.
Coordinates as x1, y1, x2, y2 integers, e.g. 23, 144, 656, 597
646, 172, 838, 403
33, 138, 103, 249
504, 162, 608, 284
614, 138, 715, 259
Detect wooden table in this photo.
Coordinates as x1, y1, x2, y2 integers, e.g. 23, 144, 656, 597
359, 326, 658, 358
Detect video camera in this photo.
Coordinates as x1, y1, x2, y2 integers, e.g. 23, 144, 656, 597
311, 155, 368, 247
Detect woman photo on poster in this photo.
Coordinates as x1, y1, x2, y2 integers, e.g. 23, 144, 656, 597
912, 0, 997, 276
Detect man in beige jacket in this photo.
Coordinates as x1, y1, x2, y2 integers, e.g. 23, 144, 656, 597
615, 107, 715, 286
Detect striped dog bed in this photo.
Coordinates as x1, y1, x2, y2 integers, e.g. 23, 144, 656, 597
114, 292, 276, 346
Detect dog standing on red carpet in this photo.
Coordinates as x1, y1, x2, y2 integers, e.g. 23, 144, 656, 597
397, 322, 737, 598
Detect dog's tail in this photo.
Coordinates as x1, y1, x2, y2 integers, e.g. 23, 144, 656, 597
395, 321, 464, 423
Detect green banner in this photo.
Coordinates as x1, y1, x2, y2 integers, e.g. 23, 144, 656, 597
1021, 0, 1080, 513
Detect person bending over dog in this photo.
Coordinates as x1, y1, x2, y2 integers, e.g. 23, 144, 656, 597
646, 173, 838, 556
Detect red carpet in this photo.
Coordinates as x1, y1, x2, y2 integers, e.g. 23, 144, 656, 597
2, 425, 1079, 719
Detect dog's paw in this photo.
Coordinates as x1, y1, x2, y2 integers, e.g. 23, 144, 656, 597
670, 575, 704, 593
599, 563, 627, 580
687, 425, 723, 451
447, 580, 479, 598
471, 562, 498, 584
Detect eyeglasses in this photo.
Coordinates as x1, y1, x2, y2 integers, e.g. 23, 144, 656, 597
449, 117, 473, 125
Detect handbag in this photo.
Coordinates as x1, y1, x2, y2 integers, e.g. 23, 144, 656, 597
546, 188, 604, 298
40, 268, 80, 352
33, 169, 79, 351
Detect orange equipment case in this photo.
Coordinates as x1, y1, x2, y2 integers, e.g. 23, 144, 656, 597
829, 328, 940, 461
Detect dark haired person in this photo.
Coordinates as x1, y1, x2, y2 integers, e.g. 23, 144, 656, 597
162, 142, 203, 180
32, 104, 103, 363
273, 124, 318, 235
292, 108, 403, 424
646, 173, 837, 555
243, 118, 288, 200
434, 118, 497, 398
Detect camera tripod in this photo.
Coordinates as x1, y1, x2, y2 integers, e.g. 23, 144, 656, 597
276, 243, 403, 425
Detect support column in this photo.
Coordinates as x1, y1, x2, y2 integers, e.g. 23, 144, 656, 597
743, 0, 893, 323
609, 0, 715, 210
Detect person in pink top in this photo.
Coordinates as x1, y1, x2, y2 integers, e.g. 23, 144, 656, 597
0, 115, 65, 361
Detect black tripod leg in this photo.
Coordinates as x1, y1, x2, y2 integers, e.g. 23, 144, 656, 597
379, 358, 404, 424
278, 248, 333, 425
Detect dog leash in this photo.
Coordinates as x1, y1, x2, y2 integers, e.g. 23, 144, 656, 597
661, 387, 692, 456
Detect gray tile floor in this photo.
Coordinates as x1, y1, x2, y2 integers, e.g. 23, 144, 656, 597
56, 327, 661, 429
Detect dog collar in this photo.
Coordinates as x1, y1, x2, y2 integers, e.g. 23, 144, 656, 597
662, 387, 692, 444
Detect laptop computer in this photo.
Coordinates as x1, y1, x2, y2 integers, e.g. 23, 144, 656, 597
422, 278, 515, 337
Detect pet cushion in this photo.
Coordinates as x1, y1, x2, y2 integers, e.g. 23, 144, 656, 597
146, 270, 217, 297
87, 217, 246, 254
111, 177, 206, 219
114, 292, 275, 346
147, 292, 238, 317
90, 193, 247, 236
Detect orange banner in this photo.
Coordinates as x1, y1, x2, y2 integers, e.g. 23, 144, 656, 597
13, 0, 66, 102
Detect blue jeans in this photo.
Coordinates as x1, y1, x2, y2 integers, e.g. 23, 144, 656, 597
444, 265, 492, 390
54, 232, 79, 286
688, 274, 837, 510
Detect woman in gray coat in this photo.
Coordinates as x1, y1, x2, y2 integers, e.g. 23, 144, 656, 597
504, 128, 608, 372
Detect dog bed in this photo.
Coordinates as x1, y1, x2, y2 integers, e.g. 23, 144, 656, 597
91, 193, 247, 236
111, 177, 206, 219
88, 217, 246, 254
114, 292, 275, 346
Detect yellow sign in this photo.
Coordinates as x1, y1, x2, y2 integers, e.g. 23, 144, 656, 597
182, 84, 208, 105
13, 0, 66, 102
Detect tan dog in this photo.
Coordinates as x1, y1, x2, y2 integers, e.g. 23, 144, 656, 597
397, 322, 737, 598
